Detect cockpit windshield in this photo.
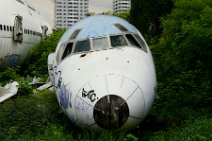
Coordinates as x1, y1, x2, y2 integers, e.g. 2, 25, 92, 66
110, 35, 127, 47
59, 33, 147, 62
93, 37, 108, 50
73, 39, 90, 53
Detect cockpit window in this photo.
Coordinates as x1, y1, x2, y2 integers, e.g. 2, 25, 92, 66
56, 43, 65, 63
61, 42, 73, 60
125, 34, 140, 48
110, 35, 127, 47
93, 37, 108, 50
73, 39, 90, 53
134, 34, 147, 52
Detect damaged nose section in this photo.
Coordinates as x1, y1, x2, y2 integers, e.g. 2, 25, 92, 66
93, 95, 129, 130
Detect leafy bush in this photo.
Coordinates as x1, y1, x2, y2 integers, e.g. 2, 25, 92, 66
0, 67, 20, 85
113, 11, 130, 21
152, 0, 212, 103
18, 82, 33, 95
23, 29, 65, 76
130, 0, 173, 38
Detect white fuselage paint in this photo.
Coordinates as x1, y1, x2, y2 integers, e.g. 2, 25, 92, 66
48, 15, 157, 131
0, 0, 52, 68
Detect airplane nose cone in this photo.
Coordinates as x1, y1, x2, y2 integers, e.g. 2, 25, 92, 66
74, 73, 145, 130
93, 95, 129, 130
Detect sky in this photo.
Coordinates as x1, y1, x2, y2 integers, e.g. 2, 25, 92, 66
25, 0, 113, 27
89, 0, 113, 13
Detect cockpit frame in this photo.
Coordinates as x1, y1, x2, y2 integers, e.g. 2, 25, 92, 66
56, 32, 147, 64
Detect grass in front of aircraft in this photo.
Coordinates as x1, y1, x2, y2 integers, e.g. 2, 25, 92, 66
0, 90, 128, 141
0, 87, 211, 141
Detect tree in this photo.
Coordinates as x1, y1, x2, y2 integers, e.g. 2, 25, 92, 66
23, 29, 65, 76
155, 0, 212, 94
113, 11, 130, 21
130, 0, 173, 38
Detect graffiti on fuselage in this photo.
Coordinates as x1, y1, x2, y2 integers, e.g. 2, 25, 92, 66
59, 84, 69, 109
82, 88, 98, 102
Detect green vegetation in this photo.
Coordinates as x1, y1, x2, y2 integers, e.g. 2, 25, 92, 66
0, 91, 129, 141
130, 0, 173, 39
23, 29, 66, 77
0, 0, 212, 140
0, 67, 20, 85
141, 0, 212, 140
113, 11, 130, 21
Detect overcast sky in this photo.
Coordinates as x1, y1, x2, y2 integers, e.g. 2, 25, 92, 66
89, 0, 113, 13
25, 0, 113, 27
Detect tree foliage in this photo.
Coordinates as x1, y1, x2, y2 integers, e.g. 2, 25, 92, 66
113, 11, 130, 21
23, 29, 65, 76
0, 67, 20, 85
130, 0, 173, 38
154, 0, 212, 95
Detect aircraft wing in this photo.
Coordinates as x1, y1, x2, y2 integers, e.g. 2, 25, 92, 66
0, 81, 19, 103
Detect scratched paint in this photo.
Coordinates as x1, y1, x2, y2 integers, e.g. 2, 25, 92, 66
75, 97, 95, 126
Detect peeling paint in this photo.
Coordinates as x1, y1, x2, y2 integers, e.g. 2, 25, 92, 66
0, 54, 21, 68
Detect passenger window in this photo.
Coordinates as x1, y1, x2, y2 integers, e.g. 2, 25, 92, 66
93, 37, 108, 50
74, 39, 90, 53
134, 34, 147, 52
126, 34, 141, 48
0, 24, 2, 30
110, 35, 127, 47
61, 42, 73, 60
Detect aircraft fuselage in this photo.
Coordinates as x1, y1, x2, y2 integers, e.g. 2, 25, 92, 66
0, 0, 52, 68
48, 15, 157, 131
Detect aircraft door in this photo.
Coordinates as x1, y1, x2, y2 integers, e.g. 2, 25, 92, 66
41, 25, 48, 40
13, 15, 23, 43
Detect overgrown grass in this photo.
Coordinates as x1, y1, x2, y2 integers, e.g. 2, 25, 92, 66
0, 90, 129, 141
141, 117, 212, 141
0, 88, 211, 140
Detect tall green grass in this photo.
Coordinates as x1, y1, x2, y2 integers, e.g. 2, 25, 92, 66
0, 90, 131, 141
0, 88, 211, 141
